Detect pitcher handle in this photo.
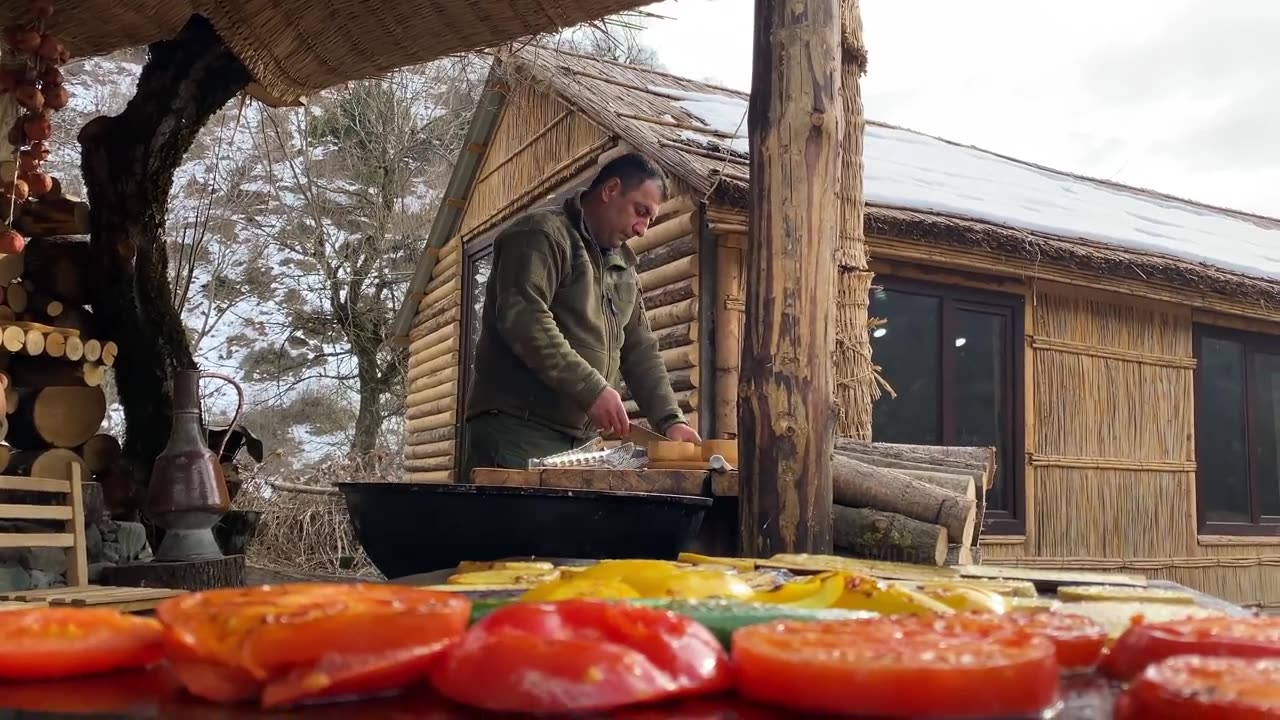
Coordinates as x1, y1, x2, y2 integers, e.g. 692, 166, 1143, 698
200, 371, 246, 461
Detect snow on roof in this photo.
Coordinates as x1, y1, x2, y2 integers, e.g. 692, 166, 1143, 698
654, 85, 1280, 283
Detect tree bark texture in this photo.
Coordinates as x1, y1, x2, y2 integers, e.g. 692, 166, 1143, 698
830, 454, 975, 545
835, 0, 876, 439
738, 0, 843, 556
833, 505, 946, 566
77, 17, 251, 514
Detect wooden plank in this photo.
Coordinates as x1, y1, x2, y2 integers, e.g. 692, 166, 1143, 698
66, 463, 87, 587
958, 564, 1148, 589
0, 475, 71, 493
0, 533, 73, 548
0, 585, 104, 601
470, 469, 540, 487
0, 504, 73, 520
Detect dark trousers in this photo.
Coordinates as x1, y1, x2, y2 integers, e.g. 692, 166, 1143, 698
459, 411, 582, 482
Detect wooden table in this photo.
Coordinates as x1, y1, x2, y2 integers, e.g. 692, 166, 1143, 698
471, 467, 740, 497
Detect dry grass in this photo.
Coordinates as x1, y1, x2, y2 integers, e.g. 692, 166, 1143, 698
232, 454, 397, 580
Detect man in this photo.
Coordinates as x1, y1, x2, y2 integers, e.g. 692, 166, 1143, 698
462, 152, 701, 477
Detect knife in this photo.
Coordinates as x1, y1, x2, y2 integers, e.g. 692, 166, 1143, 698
602, 422, 669, 444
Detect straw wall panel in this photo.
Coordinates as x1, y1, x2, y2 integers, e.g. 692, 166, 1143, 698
1033, 468, 1194, 558
459, 85, 611, 240
403, 236, 463, 482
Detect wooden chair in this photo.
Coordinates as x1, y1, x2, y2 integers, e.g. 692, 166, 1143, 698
0, 464, 185, 612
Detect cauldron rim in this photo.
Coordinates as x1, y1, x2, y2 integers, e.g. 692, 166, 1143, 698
336, 481, 714, 507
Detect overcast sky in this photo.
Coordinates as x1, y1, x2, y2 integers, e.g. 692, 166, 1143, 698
638, 0, 1280, 218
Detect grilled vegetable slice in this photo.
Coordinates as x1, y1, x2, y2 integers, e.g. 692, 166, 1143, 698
1056, 584, 1197, 605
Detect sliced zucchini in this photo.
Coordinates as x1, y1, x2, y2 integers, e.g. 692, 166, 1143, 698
1056, 585, 1198, 605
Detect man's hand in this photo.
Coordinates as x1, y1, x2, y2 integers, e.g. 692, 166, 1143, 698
665, 422, 702, 444
588, 387, 629, 438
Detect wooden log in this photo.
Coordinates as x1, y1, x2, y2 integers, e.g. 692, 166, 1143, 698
830, 454, 975, 545
100, 554, 246, 592
412, 304, 460, 342
836, 448, 985, 486
405, 379, 457, 409
63, 335, 83, 361
405, 427, 455, 446
637, 234, 696, 274
23, 292, 63, 322
405, 409, 456, 434
23, 329, 44, 357
407, 317, 458, 356
7, 447, 89, 481
648, 298, 697, 331
44, 331, 65, 358
83, 339, 102, 363
834, 438, 994, 489
406, 365, 457, 395
8, 386, 106, 449
406, 394, 455, 421
834, 448, 975, 499
653, 322, 698, 352
642, 278, 698, 309
620, 368, 697, 402
624, 388, 697, 417
638, 255, 697, 291
660, 344, 697, 372
0, 252, 22, 287
833, 505, 947, 566
406, 470, 453, 483
11, 197, 91, 238
738, 0, 843, 556
714, 240, 744, 440
657, 195, 697, 221
6, 283, 27, 314
80, 433, 122, 475
403, 456, 453, 473
629, 211, 696, 255
406, 349, 454, 380
0, 306, 14, 323
1, 326, 24, 353
404, 439, 454, 460
99, 341, 117, 367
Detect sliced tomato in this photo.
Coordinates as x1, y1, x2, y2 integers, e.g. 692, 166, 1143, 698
0, 666, 179, 714
0, 607, 165, 680
155, 583, 470, 705
1001, 610, 1108, 670
261, 639, 454, 709
1115, 655, 1280, 720
1100, 615, 1280, 680
731, 614, 1060, 719
430, 598, 732, 714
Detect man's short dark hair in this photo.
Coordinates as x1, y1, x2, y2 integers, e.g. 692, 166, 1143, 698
588, 152, 668, 200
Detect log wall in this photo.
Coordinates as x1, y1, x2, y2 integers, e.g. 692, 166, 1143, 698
402, 235, 461, 483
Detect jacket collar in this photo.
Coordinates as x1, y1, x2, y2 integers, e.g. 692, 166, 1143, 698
563, 193, 635, 270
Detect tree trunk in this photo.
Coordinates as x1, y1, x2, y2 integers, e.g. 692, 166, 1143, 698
830, 454, 976, 545
833, 505, 946, 566
738, 0, 843, 556
351, 346, 382, 456
835, 0, 875, 439
77, 17, 251, 515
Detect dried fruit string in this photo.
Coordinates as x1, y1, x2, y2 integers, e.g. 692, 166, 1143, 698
1, 0, 69, 255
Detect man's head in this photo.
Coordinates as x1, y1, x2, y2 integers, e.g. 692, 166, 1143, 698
581, 152, 667, 249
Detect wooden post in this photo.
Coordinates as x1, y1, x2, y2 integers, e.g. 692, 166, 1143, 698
835, 0, 875, 439
738, 0, 843, 556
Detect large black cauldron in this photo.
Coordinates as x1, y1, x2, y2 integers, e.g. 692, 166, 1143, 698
338, 483, 711, 579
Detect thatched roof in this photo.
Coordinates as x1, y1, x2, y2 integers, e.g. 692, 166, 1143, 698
0, 1, 655, 105
507, 46, 1280, 306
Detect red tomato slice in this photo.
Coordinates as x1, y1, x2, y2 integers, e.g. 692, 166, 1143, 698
732, 614, 1060, 719
261, 639, 455, 709
0, 666, 179, 714
1115, 655, 1280, 720
155, 583, 471, 683
1001, 610, 1108, 670
1101, 616, 1280, 680
430, 599, 732, 714
0, 607, 165, 680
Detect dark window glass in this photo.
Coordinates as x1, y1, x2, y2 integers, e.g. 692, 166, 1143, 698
466, 251, 492, 378
870, 280, 1023, 533
1195, 326, 1280, 534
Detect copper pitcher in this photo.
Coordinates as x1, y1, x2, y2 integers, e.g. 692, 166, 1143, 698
147, 369, 245, 562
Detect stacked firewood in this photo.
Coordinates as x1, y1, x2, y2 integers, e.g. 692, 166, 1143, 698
831, 438, 997, 567
0, 4, 120, 487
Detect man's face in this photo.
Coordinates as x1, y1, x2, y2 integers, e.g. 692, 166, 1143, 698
591, 178, 663, 249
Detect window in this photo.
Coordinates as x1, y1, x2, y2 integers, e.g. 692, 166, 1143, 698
869, 278, 1025, 534
456, 241, 495, 468
1194, 325, 1280, 535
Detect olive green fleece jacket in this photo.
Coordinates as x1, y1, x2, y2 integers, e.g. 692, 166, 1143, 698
465, 195, 687, 440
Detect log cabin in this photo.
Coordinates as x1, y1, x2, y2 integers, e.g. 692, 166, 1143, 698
389, 46, 1280, 608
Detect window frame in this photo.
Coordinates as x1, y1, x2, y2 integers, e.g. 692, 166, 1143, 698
1192, 323, 1280, 536
872, 276, 1027, 535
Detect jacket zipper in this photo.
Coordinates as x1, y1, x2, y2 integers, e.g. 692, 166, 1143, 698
588, 241, 615, 434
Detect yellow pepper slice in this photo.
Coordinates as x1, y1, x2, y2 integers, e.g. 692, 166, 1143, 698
519, 577, 641, 602
751, 571, 847, 609
832, 574, 954, 615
